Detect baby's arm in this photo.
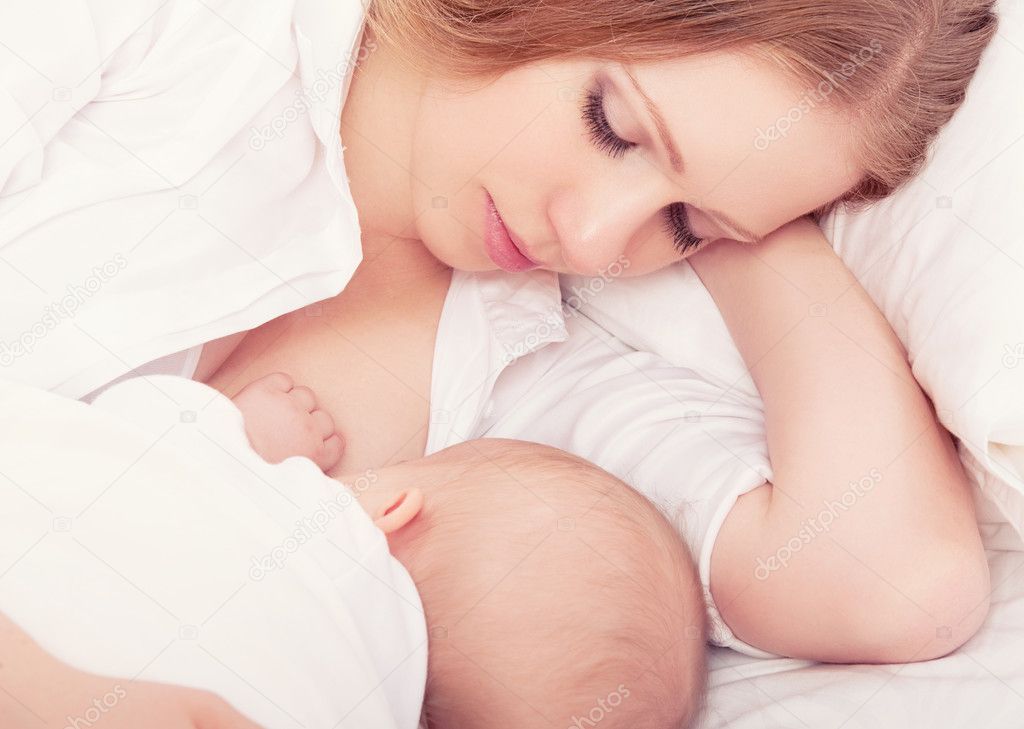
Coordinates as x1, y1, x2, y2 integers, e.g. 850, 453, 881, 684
231, 372, 344, 472
689, 218, 989, 663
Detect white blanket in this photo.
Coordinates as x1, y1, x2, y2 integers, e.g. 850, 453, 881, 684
0, 376, 426, 729
0, 0, 366, 397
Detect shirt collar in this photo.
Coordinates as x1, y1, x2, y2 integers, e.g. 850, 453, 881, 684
293, 0, 368, 153
425, 268, 567, 453
472, 268, 569, 364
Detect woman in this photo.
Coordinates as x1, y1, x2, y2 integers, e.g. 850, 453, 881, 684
0, 0, 998, 725
207, 0, 998, 662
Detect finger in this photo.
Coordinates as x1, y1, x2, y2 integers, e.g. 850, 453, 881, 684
316, 434, 345, 472
311, 409, 335, 440
289, 385, 317, 412
259, 372, 293, 393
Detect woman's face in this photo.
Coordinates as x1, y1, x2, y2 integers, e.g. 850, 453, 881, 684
402, 52, 865, 278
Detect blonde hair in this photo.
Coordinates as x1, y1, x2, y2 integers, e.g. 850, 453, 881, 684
366, 0, 997, 210
391, 439, 707, 729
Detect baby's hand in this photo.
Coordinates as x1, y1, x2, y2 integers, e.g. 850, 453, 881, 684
231, 372, 344, 472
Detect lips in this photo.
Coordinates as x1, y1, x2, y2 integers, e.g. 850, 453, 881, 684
484, 191, 538, 273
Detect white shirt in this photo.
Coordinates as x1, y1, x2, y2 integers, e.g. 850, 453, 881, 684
0, 0, 366, 397
0, 375, 427, 729
428, 269, 774, 657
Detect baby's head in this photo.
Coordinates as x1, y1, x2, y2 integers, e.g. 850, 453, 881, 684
355, 439, 707, 728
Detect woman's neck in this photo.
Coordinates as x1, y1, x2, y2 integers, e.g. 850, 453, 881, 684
352, 233, 451, 296
340, 31, 453, 296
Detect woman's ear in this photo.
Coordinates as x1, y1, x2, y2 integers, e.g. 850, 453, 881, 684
372, 488, 424, 534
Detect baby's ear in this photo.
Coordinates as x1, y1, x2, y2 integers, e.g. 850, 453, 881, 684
372, 488, 424, 534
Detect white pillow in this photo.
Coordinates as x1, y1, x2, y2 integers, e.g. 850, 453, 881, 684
563, 0, 1024, 532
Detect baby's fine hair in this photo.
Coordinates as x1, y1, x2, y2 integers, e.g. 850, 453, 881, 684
393, 439, 708, 729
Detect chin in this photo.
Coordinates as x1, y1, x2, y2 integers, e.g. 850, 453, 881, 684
418, 239, 493, 273
454, 259, 500, 273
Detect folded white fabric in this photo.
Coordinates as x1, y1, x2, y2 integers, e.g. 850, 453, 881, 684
562, 0, 1024, 534
0, 376, 426, 729
0, 0, 367, 397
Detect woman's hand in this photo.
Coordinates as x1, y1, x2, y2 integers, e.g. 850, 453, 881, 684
33, 677, 262, 729
0, 613, 262, 728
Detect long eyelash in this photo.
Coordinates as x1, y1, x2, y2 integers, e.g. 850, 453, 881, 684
581, 87, 700, 254
664, 203, 704, 253
582, 86, 636, 159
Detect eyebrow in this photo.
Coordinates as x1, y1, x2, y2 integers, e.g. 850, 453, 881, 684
623, 67, 685, 176
623, 67, 765, 245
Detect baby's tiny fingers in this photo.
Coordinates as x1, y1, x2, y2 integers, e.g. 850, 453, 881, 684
258, 371, 294, 393
290, 385, 317, 412
264, 376, 296, 393
317, 434, 345, 472
311, 409, 336, 439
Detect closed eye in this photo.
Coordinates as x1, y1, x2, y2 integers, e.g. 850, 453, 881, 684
582, 85, 705, 255
664, 203, 705, 253
581, 85, 637, 159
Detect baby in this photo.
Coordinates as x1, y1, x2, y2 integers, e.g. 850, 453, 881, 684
0, 374, 706, 729
354, 437, 708, 728
225, 372, 708, 725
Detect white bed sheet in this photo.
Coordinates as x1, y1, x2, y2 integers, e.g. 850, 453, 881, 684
701, 495, 1024, 728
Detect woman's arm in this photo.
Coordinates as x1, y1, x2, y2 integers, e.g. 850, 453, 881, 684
0, 613, 261, 728
689, 218, 990, 663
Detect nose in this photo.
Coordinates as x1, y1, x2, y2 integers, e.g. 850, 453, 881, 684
548, 176, 670, 275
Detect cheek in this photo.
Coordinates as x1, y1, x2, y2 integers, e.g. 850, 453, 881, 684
413, 63, 600, 209
617, 247, 685, 278
413, 74, 563, 186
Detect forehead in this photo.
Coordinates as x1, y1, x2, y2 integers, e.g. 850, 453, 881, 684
627, 52, 864, 229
